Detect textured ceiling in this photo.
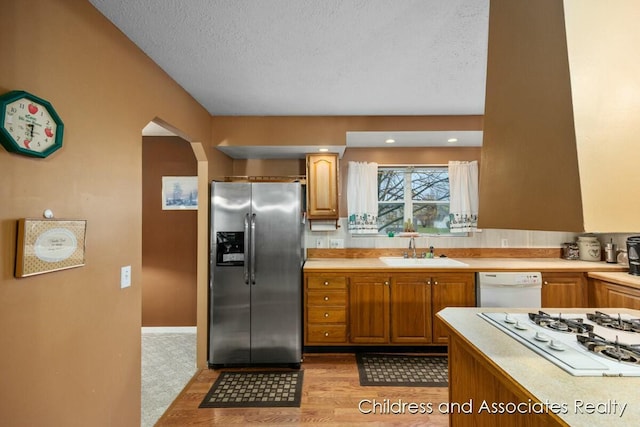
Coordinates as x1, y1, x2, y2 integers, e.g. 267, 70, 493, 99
89, 0, 489, 117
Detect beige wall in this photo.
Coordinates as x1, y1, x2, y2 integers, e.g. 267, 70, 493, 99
142, 137, 197, 326
479, 0, 584, 232
564, 0, 640, 232
0, 1, 219, 426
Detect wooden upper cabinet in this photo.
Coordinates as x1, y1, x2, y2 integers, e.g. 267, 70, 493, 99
306, 153, 339, 220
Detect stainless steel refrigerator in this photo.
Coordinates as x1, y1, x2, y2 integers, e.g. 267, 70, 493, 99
208, 182, 304, 367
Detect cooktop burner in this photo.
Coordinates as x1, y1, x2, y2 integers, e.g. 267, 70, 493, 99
479, 312, 640, 376
577, 332, 640, 365
587, 311, 640, 333
528, 310, 594, 334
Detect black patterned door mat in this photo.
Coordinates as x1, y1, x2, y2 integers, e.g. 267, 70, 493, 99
356, 354, 448, 387
199, 371, 303, 408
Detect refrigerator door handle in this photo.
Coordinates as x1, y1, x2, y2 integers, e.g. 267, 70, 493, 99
250, 213, 257, 285
244, 213, 250, 285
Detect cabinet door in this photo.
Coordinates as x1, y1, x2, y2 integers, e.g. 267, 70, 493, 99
541, 272, 587, 308
349, 275, 390, 343
431, 273, 476, 344
306, 154, 339, 219
591, 279, 640, 309
390, 274, 432, 344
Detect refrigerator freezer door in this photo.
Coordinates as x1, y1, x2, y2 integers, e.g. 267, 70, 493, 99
210, 183, 252, 365
250, 183, 303, 364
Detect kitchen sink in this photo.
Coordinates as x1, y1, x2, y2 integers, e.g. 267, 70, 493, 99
379, 256, 469, 268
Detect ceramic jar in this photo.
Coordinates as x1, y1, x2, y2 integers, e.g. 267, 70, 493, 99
577, 235, 601, 262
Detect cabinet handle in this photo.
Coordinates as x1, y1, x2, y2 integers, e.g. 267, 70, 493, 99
323, 281, 329, 286
384, 281, 389, 285
324, 332, 329, 337
544, 281, 548, 285
324, 312, 329, 318
434, 281, 438, 285
324, 296, 329, 301
427, 280, 431, 285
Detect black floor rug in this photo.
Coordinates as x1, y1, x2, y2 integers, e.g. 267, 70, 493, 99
199, 371, 303, 408
356, 353, 448, 387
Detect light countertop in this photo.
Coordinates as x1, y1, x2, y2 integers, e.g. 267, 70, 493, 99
438, 307, 640, 427
304, 257, 628, 273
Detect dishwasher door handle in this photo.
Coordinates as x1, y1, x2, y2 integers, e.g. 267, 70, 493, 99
480, 283, 541, 288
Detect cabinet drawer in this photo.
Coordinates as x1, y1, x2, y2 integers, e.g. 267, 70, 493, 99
308, 307, 346, 323
307, 324, 347, 343
307, 276, 347, 289
307, 291, 347, 306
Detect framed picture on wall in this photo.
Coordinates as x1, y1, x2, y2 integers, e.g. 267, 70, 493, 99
15, 218, 87, 277
162, 176, 198, 210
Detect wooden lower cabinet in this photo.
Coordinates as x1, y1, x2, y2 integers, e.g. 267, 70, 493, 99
541, 272, 588, 308
390, 274, 432, 343
304, 274, 349, 345
349, 274, 391, 343
448, 331, 565, 426
304, 271, 476, 346
431, 273, 476, 343
590, 279, 640, 309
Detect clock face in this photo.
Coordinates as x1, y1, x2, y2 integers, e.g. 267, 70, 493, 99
4, 98, 58, 153
0, 91, 64, 158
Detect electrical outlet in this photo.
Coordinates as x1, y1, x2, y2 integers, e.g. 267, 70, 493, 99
330, 238, 344, 249
121, 265, 131, 288
501, 239, 509, 248
315, 238, 324, 248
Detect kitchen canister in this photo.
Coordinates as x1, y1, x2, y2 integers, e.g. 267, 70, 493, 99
577, 235, 601, 262
562, 242, 579, 260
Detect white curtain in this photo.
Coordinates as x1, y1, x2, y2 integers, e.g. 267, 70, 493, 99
448, 161, 479, 232
347, 161, 379, 234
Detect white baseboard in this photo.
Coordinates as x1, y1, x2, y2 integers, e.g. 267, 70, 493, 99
142, 326, 197, 334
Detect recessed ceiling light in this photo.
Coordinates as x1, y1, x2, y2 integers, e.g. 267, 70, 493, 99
318, 148, 329, 152
447, 138, 458, 143
385, 139, 395, 144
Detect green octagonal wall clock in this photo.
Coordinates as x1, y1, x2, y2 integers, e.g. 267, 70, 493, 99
0, 90, 64, 158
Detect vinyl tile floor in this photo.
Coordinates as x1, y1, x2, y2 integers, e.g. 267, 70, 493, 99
141, 330, 197, 427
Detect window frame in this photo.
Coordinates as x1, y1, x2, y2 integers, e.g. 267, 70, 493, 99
377, 164, 453, 236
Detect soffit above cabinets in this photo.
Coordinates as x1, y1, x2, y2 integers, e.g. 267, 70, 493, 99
143, 121, 482, 159
89, 0, 489, 116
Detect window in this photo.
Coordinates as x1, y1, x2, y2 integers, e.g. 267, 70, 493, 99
378, 166, 450, 235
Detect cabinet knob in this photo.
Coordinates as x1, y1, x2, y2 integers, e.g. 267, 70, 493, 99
324, 312, 329, 318
427, 280, 431, 285
324, 296, 329, 301
384, 281, 389, 285
323, 281, 329, 286
544, 281, 548, 285
434, 281, 438, 285
324, 332, 329, 337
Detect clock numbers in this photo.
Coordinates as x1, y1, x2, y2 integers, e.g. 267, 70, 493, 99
0, 90, 64, 158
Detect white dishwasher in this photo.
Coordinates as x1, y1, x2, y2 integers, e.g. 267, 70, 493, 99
477, 272, 542, 307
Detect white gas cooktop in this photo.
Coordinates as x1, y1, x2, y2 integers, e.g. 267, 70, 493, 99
479, 311, 640, 377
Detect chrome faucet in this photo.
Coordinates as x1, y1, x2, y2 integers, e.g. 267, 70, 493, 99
408, 236, 417, 259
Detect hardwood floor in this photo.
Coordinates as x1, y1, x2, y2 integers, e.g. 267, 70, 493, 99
157, 353, 449, 426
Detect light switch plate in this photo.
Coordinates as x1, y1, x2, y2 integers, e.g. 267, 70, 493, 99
121, 265, 131, 288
